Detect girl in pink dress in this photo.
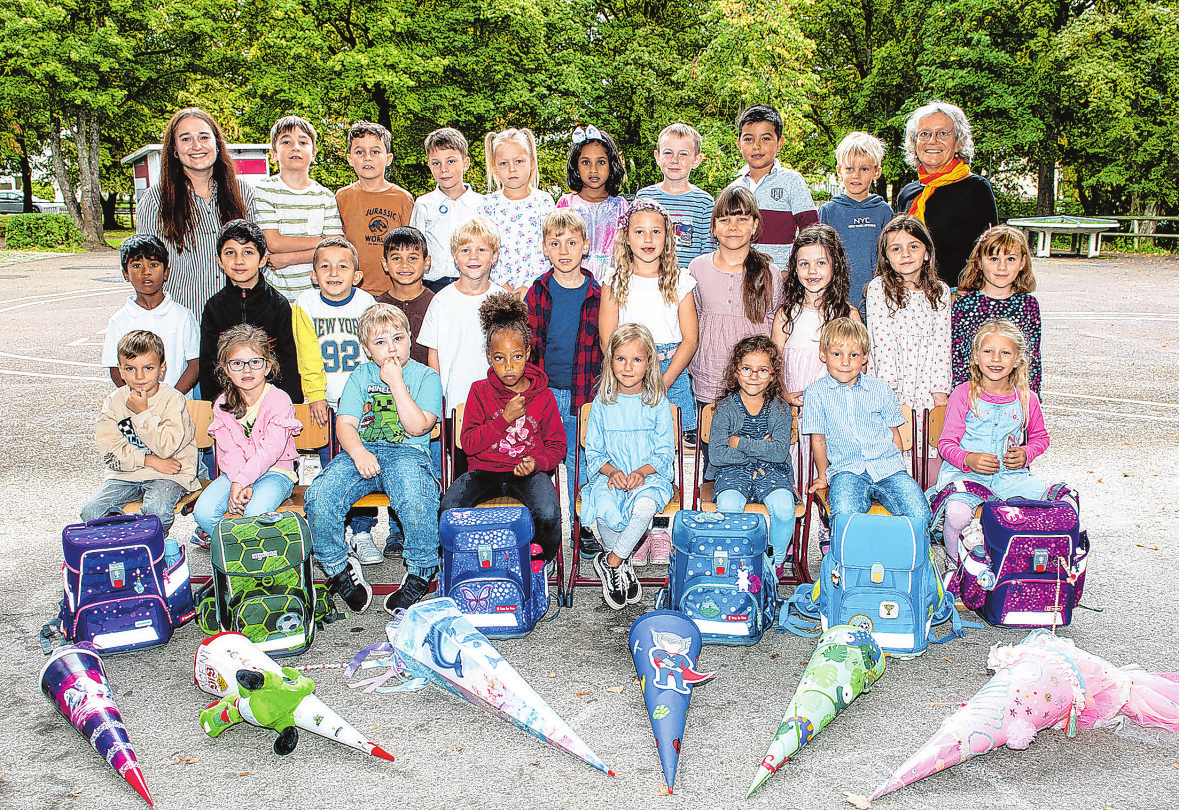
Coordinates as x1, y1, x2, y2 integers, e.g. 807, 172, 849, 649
555, 126, 629, 282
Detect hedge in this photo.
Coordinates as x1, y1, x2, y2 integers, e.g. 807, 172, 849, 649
5, 213, 83, 249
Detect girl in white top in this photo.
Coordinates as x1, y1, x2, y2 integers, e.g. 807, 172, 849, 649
865, 215, 951, 413
599, 199, 699, 432
477, 128, 555, 297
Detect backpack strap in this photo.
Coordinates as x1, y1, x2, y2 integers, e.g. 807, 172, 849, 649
1044, 481, 1080, 514
927, 587, 983, 644
775, 582, 823, 638
928, 480, 999, 542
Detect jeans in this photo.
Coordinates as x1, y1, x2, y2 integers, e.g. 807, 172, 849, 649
193, 471, 296, 537
550, 387, 586, 530
656, 341, 697, 431
715, 488, 796, 568
305, 443, 440, 578
829, 469, 931, 526
441, 469, 561, 563
423, 277, 456, 294
80, 479, 188, 534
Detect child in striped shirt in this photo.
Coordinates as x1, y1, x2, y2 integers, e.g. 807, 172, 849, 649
255, 115, 343, 304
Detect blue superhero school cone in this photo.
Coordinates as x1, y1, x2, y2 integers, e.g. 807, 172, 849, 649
629, 610, 715, 793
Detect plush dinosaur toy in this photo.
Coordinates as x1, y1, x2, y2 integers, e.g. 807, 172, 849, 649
199, 667, 315, 755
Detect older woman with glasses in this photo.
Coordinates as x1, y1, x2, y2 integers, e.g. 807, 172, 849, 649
895, 102, 999, 289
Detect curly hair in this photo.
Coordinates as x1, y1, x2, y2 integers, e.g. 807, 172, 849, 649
958, 225, 1037, 294
711, 187, 775, 323
566, 128, 627, 197
479, 292, 532, 351
873, 215, 946, 315
609, 199, 680, 308
775, 224, 853, 340
215, 324, 278, 419
714, 335, 787, 407
967, 318, 1030, 425
599, 323, 665, 407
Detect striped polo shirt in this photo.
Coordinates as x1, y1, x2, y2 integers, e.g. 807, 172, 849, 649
254, 175, 343, 304
728, 161, 819, 270
634, 184, 716, 269
800, 372, 906, 482
135, 179, 257, 320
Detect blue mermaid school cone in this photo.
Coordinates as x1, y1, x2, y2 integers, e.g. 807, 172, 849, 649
629, 610, 715, 793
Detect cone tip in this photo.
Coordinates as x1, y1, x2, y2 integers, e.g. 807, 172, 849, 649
370, 744, 396, 762
607, 769, 616, 776
667, 786, 673, 794
124, 766, 154, 806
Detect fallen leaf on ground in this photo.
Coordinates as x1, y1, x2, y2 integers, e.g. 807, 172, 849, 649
577, 690, 592, 698
606, 686, 624, 693
530, 760, 540, 766
844, 791, 871, 808
172, 755, 202, 765
942, 657, 953, 662
770, 653, 779, 659
455, 745, 464, 751
1135, 544, 1160, 550
658, 785, 670, 796
547, 672, 556, 678
633, 678, 640, 684
236, 772, 251, 776
68, 791, 81, 797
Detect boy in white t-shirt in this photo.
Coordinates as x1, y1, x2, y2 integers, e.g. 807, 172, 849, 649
255, 115, 344, 304
102, 234, 199, 394
410, 128, 484, 293
417, 217, 506, 473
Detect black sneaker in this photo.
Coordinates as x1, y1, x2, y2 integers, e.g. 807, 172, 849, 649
620, 559, 642, 605
578, 526, 604, 558
384, 570, 436, 615
592, 553, 627, 610
682, 429, 697, 449
327, 558, 372, 613
383, 534, 404, 556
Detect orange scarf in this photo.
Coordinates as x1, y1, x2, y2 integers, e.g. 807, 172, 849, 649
907, 157, 972, 223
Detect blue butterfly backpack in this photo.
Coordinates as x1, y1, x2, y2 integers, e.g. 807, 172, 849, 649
438, 506, 549, 638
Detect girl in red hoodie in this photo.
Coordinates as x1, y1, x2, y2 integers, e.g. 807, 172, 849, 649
441, 293, 567, 568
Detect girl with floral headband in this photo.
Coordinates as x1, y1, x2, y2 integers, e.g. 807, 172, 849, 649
556, 125, 630, 282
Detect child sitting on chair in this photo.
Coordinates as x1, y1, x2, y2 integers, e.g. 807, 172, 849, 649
801, 317, 931, 528
440, 294, 566, 577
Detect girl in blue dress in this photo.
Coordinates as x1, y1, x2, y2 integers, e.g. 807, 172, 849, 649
582, 323, 676, 609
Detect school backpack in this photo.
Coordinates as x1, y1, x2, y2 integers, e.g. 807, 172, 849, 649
934, 482, 1089, 628
778, 512, 969, 657
197, 511, 319, 657
50, 514, 194, 654
654, 511, 780, 645
439, 506, 550, 638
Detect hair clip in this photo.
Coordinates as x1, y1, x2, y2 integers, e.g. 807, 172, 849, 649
618, 198, 670, 232
571, 125, 603, 145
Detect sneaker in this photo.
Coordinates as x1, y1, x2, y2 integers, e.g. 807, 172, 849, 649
818, 525, 832, 556
351, 531, 384, 565
631, 535, 651, 566
647, 528, 672, 565
190, 529, 211, 550
682, 429, 697, 449
578, 526, 604, 558
384, 534, 404, 556
327, 558, 372, 613
620, 559, 643, 605
384, 570, 436, 615
592, 553, 627, 610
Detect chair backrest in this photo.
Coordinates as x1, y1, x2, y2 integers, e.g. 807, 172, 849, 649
293, 403, 330, 452
698, 402, 715, 444
189, 400, 215, 450
898, 404, 915, 452
453, 402, 466, 451
925, 405, 946, 450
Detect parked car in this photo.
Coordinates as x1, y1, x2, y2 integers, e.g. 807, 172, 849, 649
0, 190, 67, 214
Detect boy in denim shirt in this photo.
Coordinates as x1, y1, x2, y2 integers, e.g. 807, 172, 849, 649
801, 318, 930, 526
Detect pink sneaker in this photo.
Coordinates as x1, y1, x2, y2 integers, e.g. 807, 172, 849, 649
631, 535, 651, 566
647, 528, 672, 565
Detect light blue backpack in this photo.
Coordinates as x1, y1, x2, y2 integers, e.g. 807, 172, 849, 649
777, 512, 973, 657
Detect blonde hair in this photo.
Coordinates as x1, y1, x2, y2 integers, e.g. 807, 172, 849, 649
657, 123, 702, 155
598, 324, 665, 407
450, 216, 501, 254
968, 318, 1031, 425
819, 317, 870, 355
958, 225, 1037, 293
609, 200, 679, 308
215, 324, 278, 418
359, 303, 411, 346
835, 131, 885, 168
484, 128, 539, 193
541, 209, 588, 241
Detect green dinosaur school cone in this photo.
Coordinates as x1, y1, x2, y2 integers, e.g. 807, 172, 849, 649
746, 625, 886, 798
629, 610, 715, 793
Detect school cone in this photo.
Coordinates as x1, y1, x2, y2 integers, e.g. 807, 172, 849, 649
628, 610, 714, 793
39, 643, 154, 806
193, 632, 395, 761
746, 625, 886, 798
386, 597, 613, 774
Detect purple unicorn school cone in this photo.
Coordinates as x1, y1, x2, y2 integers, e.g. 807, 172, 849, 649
39, 643, 154, 806
193, 632, 395, 761
629, 610, 715, 793
386, 597, 613, 774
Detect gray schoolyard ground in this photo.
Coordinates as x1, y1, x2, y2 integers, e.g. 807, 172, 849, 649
1, 251, 1176, 810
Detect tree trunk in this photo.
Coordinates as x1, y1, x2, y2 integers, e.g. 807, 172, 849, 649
102, 190, 120, 230
1035, 161, 1054, 216
17, 129, 34, 213
73, 109, 109, 250
48, 115, 84, 226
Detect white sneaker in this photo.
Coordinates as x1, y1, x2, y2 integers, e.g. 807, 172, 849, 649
352, 531, 384, 565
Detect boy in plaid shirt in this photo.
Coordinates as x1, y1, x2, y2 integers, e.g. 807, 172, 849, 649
524, 209, 601, 538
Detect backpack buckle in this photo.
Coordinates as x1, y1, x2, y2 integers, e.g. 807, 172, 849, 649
1033, 548, 1049, 573
713, 551, 728, 575
478, 544, 494, 569
109, 561, 126, 588
871, 562, 885, 584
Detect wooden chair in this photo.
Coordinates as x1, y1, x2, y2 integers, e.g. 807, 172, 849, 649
566, 401, 684, 607
690, 402, 811, 584
121, 400, 215, 517
916, 406, 947, 491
